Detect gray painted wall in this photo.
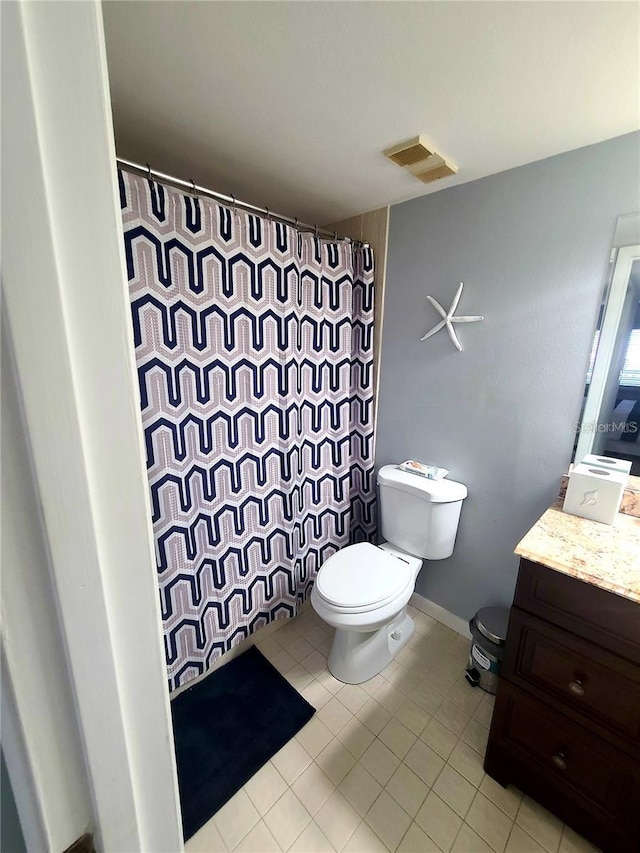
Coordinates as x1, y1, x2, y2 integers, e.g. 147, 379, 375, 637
1, 750, 26, 853
376, 132, 640, 619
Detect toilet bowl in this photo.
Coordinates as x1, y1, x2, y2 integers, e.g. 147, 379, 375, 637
311, 542, 422, 683
311, 464, 467, 684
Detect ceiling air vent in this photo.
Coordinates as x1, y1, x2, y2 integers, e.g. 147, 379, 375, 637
384, 136, 457, 184
384, 136, 433, 167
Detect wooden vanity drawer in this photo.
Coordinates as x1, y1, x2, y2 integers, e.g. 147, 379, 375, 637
504, 609, 640, 745
486, 683, 640, 848
514, 559, 640, 664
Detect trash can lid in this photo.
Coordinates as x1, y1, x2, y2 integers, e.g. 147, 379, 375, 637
474, 607, 510, 646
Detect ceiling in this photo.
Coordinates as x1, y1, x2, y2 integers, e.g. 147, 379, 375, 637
102, 1, 640, 226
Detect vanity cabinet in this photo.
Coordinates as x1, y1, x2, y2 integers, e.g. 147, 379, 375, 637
485, 558, 640, 853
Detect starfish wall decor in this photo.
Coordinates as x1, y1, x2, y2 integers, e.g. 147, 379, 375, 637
421, 281, 484, 352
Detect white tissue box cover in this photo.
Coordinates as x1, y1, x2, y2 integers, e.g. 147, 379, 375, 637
563, 463, 627, 525
581, 453, 632, 477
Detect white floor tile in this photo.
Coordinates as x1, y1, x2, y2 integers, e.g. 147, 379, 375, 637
213, 789, 260, 850
479, 775, 522, 820
379, 717, 417, 759
287, 636, 315, 662
356, 698, 393, 735
432, 765, 476, 818
404, 739, 445, 788
385, 763, 429, 818
315, 739, 357, 786
336, 683, 370, 714
374, 681, 407, 715
301, 679, 333, 710
461, 717, 490, 756
186, 817, 227, 852
397, 821, 443, 852
339, 762, 383, 817
473, 697, 495, 727
287, 664, 315, 691
433, 699, 471, 737
336, 716, 376, 758
447, 741, 485, 788
301, 650, 331, 679
233, 820, 280, 852
272, 738, 313, 785
296, 717, 335, 758
271, 648, 297, 675
365, 790, 412, 851
360, 738, 402, 786
447, 680, 483, 715
395, 699, 430, 736
343, 820, 389, 852
452, 823, 495, 853
263, 789, 311, 851
291, 762, 335, 816
506, 824, 547, 853
360, 672, 387, 696
465, 791, 514, 852
515, 796, 563, 853
415, 791, 463, 853
315, 789, 361, 850
419, 718, 458, 760
317, 696, 353, 735
244, 761, 288, 816
423, 664, 458, 695
386, 665, 421, 698
410, 681, 446, 716
288, 819, 335, 852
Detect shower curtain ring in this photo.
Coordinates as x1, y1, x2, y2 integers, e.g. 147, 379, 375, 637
231, 194, 236, 215
146, 163, 152, 182
190, 179, 197, 198
314, 225, 318, 237
266, 207, 271, 221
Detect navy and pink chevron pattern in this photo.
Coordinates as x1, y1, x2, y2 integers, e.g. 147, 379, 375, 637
119, 170, 376, 691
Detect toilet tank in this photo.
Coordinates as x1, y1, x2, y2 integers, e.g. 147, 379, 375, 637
377, 465, 468, 560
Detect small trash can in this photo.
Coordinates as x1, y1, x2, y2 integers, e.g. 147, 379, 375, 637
465, 606, 510, 694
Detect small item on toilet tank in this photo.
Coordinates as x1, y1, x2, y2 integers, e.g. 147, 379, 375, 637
398, 460, 449, 480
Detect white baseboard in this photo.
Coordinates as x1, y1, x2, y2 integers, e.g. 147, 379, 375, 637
410, 592, 471, 639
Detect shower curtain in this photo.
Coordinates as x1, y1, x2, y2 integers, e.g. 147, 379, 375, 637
119, 170, 376, 691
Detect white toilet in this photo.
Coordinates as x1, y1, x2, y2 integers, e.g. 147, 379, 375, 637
311, 464, 467, 684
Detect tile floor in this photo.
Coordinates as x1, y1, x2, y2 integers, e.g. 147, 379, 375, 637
185, 605, 600, 853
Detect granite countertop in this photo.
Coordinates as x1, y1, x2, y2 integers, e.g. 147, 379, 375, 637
515, 505, 640, 604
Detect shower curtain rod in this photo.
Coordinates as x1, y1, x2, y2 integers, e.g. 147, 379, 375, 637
116, 157, 362, 244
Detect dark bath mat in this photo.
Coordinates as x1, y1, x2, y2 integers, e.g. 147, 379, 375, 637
171, 644, 315, 841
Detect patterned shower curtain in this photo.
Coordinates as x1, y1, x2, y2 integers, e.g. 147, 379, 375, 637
119, 170, 376, 691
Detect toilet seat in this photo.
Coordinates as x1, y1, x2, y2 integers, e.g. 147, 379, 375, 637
315, 542, 413, 612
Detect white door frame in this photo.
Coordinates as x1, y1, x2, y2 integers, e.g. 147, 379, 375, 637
2, 2, 183, 850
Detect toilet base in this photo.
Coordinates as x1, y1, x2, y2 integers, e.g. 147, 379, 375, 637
327, 609, 414, 684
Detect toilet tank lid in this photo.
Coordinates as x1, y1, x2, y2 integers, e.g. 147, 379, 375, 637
377, 464, 468, 503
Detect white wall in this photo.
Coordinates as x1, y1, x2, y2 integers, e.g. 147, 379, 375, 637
1, 2, 182, 849
2, 332, 93, 851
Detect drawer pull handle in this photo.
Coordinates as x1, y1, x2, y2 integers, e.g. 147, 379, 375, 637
568, 680, 585, 697
552, 752, 567, 771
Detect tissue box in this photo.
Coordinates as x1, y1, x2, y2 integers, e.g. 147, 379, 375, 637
581, 453, 632, 478
563, 463, 627, 525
